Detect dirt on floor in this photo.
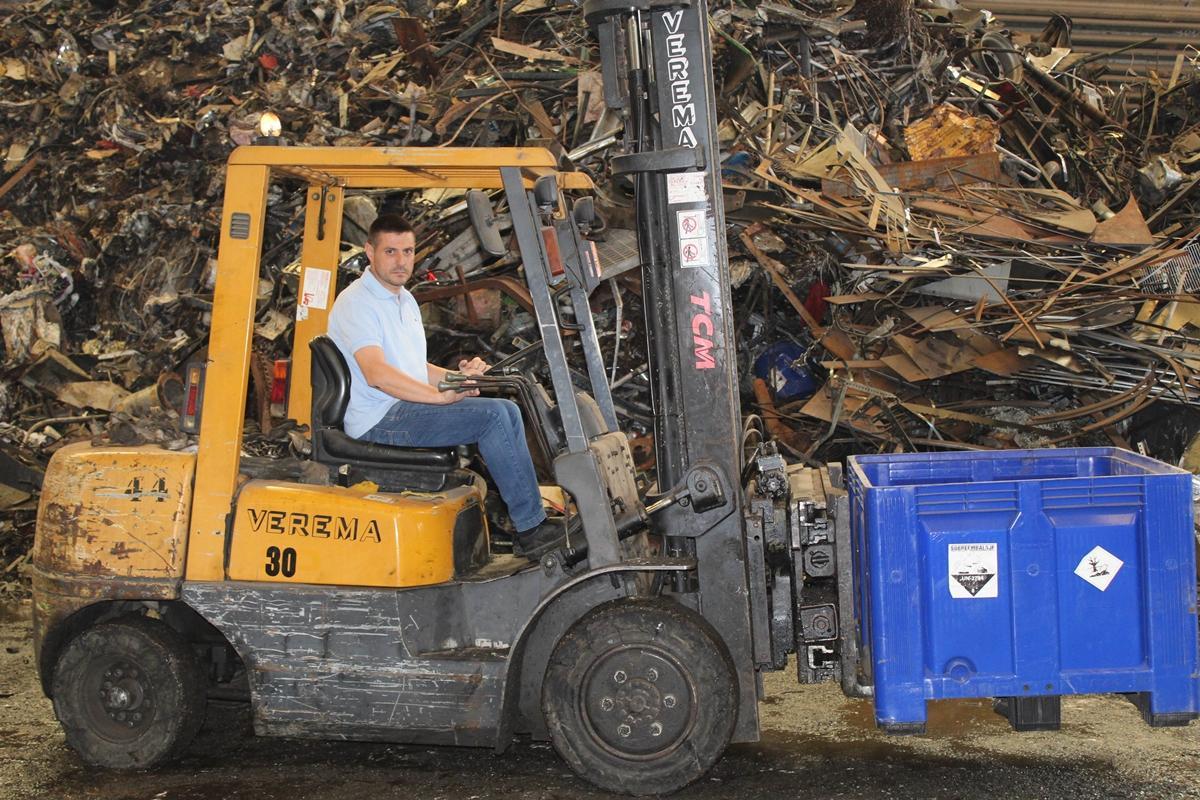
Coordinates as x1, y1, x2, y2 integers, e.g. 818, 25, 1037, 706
1, 599, 1197, 800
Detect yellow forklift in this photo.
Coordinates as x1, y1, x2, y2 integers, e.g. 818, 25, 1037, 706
31, 137, 739, 796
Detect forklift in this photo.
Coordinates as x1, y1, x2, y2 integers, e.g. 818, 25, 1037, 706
29, 1, 1199, 796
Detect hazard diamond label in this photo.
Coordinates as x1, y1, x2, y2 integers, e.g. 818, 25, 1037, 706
948, 542, 998, 599
1074, 545, 1123, 592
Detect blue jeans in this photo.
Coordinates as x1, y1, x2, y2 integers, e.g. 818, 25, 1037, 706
363, 397, 547, 532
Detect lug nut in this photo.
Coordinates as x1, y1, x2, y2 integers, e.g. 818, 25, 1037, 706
650, 722, 663, 737
599, 697, 614, 711
663, 694, 677, 708
617, 724, 631, 737
613, 670, 627, 684
646, 668, 659, 682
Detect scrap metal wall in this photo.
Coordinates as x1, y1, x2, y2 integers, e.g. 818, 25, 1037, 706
966, 1, 1200, 84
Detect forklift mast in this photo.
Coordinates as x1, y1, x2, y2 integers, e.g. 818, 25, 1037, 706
585, 0, 761, 739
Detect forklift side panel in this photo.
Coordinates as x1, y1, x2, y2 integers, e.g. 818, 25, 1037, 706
30, 442, 194, 690
227, 480, 485, 588
181, 568, 557, 745
33, 443, 196, 581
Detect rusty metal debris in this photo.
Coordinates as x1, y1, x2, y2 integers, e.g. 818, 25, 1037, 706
4, 0, 1200, 592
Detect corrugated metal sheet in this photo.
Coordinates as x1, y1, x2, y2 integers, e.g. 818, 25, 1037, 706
963, 1, 1200, 84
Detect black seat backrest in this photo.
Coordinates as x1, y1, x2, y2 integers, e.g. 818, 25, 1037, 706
310, 335, 350, 431
307, 335, 459, 479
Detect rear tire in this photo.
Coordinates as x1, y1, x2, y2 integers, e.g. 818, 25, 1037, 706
51, 615, 207, 769
542, 598, 737, 795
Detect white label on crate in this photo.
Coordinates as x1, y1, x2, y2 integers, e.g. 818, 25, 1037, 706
1074, 545, 1123, 592
666, 171, 708, 205
948, 542, 998, 599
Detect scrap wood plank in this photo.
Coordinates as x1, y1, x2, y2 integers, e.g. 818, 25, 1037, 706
798, 384, 888, 435
0, 154, 40, 205
490, 36, 580, 64
900, 402, 1052, 433
820, 358, 887, 369
822, 152, 1003, 197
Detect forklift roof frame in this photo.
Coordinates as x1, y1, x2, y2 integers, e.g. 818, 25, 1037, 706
186, 145, 593, 583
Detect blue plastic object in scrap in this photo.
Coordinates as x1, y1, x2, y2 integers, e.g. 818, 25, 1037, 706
752, 341, 818, 401
846, 447, 1200, 733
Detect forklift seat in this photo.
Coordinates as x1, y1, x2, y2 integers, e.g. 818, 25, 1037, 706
309, 336, 458, 473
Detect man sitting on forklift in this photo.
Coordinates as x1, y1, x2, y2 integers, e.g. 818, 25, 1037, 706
327, 213, 568, 560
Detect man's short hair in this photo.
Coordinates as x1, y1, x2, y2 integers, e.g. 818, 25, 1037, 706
367, 213, 414, 245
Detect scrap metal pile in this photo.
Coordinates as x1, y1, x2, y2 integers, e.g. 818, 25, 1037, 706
3, 0, 1200, 587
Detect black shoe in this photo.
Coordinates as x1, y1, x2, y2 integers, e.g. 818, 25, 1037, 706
514, 516, 575, 562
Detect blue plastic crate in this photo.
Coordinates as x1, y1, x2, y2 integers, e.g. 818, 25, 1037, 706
846, 447, 1199, 732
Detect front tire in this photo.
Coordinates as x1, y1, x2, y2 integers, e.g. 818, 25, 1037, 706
51, 615, 207, 769
542, 598, 737, 795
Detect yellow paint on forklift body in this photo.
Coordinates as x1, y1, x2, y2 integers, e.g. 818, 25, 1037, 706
227, 146, 595, 190
227, 480, 486, 588
288, 183, 345, 428
187, 163, 271, 582
32, 443, 195, 580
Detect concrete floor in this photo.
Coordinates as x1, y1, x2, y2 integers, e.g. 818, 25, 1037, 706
3, 600, 1198, 800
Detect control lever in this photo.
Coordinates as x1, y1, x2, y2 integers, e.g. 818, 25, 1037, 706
437, 372, 487, 392
437, 373, 467, 392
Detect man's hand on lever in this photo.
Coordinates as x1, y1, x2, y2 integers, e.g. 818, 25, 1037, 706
458, 357, 490, 376
438, 357, 490, 401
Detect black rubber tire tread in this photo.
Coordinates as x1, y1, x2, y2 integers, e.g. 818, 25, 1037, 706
541, 597, 737, 795
51, 614, 207, 770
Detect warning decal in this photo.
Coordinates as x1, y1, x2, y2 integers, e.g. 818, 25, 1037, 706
676, 208, 710, 268
1074, 545, 1123, 592
948, 542, 998, 599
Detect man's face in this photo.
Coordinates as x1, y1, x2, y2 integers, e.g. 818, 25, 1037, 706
365, 230, 416, 292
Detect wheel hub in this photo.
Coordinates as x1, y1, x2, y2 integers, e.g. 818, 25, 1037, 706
89, 659, 153, 735
582, 646, 694, 758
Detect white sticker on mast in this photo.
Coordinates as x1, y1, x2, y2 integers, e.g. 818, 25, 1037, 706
299, 267, 332, 310
666, 171, 707, 205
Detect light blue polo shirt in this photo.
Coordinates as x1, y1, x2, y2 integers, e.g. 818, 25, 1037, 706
326, 268, 428, 438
